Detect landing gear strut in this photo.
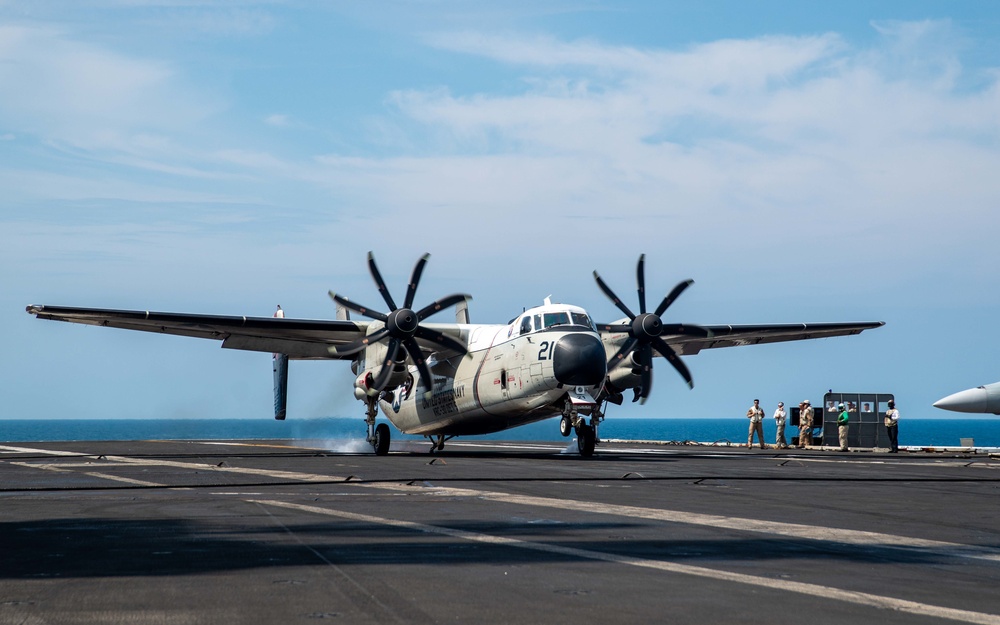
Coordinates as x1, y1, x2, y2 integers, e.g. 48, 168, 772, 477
560, 398, 586, 437
427, 434, 451, 453
365, 397, 390, 456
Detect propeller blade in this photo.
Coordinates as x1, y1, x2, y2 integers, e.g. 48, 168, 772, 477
414, 325, 469, 356
328, 292, 388, 322
636, 343, 653, 404
596, 255, 699, 400
370, 337, 401, 394
636, 253, 647, 314
403, 253, 430, 310
403, 337, 435, 398
597, 323, 631, 333
416, 293, 472, 321
659, 323, 713, 338
607, 336, 638, 370
367, 252, 398, 312
327, 327, 390, 357
653, 279, 694, 318
594, 271, 636, 320
651, 336, 694, 390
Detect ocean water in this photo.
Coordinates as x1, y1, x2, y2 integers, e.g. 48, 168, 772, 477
3, 417, 999, 448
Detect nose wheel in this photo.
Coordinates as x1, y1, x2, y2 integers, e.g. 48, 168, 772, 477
559, 415, 573, 437
577, 424, 596, 457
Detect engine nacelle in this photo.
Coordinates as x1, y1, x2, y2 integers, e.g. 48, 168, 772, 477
354, 372, 375, 400
353, 363, 409, 399
606, 351, 642, 391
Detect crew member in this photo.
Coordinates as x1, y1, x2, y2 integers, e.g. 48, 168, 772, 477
885, 399, 900, 453
837, 402, 850, 451
773, 402, 788, 449
747, 399, 766, 450
798, 399, 813, 448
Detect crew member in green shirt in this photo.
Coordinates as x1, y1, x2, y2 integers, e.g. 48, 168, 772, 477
837, 402, 849, 452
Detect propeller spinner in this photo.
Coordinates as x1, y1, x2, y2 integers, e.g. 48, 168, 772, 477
594, 254, 711, 403
329, 252, 471, 397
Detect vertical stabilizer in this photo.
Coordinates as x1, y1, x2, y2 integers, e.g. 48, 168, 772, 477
336, 302, 350, 321
455, 298, 471, 324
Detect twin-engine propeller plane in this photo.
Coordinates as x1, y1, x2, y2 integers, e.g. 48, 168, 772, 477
26, 253, 884, 457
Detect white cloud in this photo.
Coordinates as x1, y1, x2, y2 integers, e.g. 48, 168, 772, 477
265, 113, 290, 127
5, 16, 999, 303
298, 21, 1000, 300
0, 24, 221, 146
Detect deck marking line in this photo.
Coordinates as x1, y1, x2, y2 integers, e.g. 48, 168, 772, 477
81, 472, 165, 487
372, 482, 1000, 563
252, 498, 1000, 625
6, 444, 1000, 562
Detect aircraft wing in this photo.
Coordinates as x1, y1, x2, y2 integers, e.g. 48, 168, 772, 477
666, 321, 885, 356
25, 304, 372, 360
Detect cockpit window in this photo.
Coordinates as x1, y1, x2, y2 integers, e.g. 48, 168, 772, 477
571, 312, 595, 329
520, 310, 597, 333
542, 312, 570, 328
519, 316, 532, 335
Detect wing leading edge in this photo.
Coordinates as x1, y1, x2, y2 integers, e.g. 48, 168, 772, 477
25, 305, 370, 360
666, 321, 885, 356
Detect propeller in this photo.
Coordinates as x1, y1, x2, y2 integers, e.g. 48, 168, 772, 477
593, 254, 711, 404
329, 252, 471, 398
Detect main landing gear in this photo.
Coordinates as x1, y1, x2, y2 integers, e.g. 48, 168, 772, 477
365, 397, 390, 456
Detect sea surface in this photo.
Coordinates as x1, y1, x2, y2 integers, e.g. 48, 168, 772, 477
3, 417, 999, 448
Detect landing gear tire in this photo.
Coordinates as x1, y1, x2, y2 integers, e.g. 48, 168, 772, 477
373, 423, 391, 456
577, 424, 596, 458
559, 415, 572, 437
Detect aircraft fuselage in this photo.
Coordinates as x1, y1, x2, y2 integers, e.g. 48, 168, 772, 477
370, 303, 609, 436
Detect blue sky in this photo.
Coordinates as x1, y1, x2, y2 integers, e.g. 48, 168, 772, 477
3, 1, 1000, 427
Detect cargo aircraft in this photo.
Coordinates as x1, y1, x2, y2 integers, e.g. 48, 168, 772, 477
27, 253, 884, 456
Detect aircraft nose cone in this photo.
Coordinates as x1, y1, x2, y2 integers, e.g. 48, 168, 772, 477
934, 387, 989, 413
552, 333, 607, 386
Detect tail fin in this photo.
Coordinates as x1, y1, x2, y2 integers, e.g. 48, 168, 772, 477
455, 298, 471, 324
273, 353, 288, 420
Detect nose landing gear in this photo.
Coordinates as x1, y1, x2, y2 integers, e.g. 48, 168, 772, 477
561, 396, 602, 457
577, 423, 596, 457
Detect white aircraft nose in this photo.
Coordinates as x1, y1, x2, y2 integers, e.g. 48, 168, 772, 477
933, 387, 988, 413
